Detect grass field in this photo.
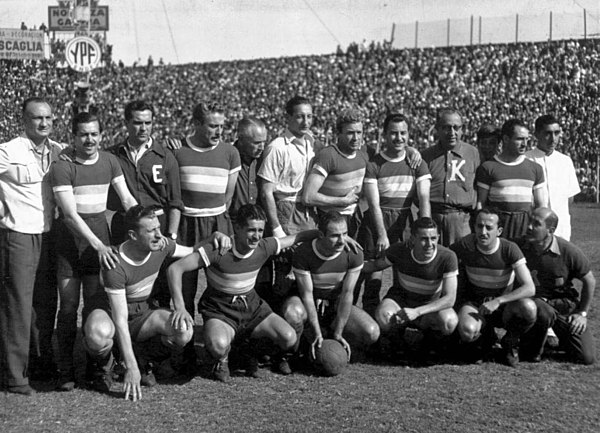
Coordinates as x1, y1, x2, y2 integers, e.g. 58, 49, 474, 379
2, 204, 600, 433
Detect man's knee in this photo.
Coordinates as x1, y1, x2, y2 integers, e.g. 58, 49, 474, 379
360, 321, 380, 345
282, 299, 306, 327
458, 319, 481, 343
375, 302, 397, 332
166, 327, 194, 348
436, 310, 458, 336
205, 331, 232, 358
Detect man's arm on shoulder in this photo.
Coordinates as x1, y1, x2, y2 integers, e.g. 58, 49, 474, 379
362, 255, 392, 274
277, 229, 321, 250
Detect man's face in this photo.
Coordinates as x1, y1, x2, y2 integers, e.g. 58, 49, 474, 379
73, 121, 102, 159
235, 219, 265, 251
337, 122, 363, 154
126, 110, 153, 147
478, 136, 500, 161
320, 220, 348, 255
535, 123, 561, 155
475, 212, 502, 250
384, 121, 409, 155
526, 209, 550, 243
132, 216, 163, 252
436, 113, 462, 148
286, 104, 313, 138
503, 126, 530, 157
23, 101, 53, 143
412, 227, 438, 261
195, 112, 225, 147
238, 125, 267, 160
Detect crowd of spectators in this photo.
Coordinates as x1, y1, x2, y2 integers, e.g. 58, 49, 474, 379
1, 37, 598, 199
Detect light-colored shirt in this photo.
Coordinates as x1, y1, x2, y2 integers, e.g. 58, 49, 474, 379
526, 147, 580, 240
0, 135, 64, 234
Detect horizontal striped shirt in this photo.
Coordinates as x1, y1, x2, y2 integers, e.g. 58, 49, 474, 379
198, 237, 280, 295
311, 145, 367, 215
175, 139, 241, 217
292, 239, 363, 300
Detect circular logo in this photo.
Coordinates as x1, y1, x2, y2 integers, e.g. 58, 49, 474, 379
65, 36, 101, 72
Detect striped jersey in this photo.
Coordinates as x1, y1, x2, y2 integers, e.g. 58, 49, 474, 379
450, 234, 526, 302
292, 239, 364, 300
476, 155, 545, 212
311, 145, 367, 215
197, 237, 280, 295
364, 152, 431, 209
175, 139, 241, 217
50, 151, 125, 218
103, 239, 176, 302
386, 242, 458, 307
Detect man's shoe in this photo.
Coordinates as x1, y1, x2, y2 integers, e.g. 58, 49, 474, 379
276, 357, 292, 375
56, 371, 76, 392
212, 359, 230, 383
500, 334, 519, 368
245, 356, 262, 379
140, 362, 157, 387
545, 335, 560, 349
7, 384, 36, 396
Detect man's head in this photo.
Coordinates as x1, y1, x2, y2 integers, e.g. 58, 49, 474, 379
237, 117, 267, 160
317, 211, 348, 256
192, 101, 225, 147
74, 82, 91, 105
435, 108, 463, 148
22, 97, 53, 145
285, 96, 313, 138
534, 114, 561, 156
72, 112, 102, 160
410, 217, 439, 261
124, 205, 163, 252
382, 113, 409, 156
474, 208, 504, 250
336, 108, 363, 155
501, 119, 529, 158
476, 124, 501, 161
234, 204, 267, 251
125, 100, 154, 147
526, 207, 558, 244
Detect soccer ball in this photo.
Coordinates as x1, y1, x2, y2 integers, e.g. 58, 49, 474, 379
314, 339, 348, 377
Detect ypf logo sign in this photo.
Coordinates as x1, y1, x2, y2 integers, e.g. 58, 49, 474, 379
66, 36, 101, 72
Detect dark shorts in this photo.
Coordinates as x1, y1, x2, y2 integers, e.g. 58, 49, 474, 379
199, 287, 273, 339
431, 208, 472, 247
500, 211, 529, 241
357, 208, 411, 260
460, 300, 505, 328
178, 212, 233, 247
384, 286, 425, 310
56, 215, 110, 279
275, 200, 317, 235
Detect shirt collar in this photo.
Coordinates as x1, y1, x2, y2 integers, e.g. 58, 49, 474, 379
127, 137, 153, 152
438, 140, 465, 156
545, 235, 561, 255
283, 129, 314, 146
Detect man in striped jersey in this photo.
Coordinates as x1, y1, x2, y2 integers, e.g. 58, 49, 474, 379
364, 217, 458, 361
357, 113, 431, 316
476, 119, 547, 239
167, 204, 320, 382
292, 211, 380, 362
450, 208, 537, 366
50, 112, 138, 391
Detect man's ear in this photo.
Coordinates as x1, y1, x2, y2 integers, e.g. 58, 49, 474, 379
497, 226, 503, 237
128, 229, 137, 241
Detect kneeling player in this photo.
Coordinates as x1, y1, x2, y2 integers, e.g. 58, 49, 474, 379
168, 204, 319, 382
364, 217, 458, 362
450, 208, 536, 366
84, 205, 229, 401
291, 211, 380, 365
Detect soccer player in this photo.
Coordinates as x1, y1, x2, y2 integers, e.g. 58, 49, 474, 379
167, 204, 320, 382
450, 208, 537, 366
422, 109, 480, 247
357, 113, 431, 316
476, 118, 547, 239
518, 208, 596, 365
292, 211, 379, 362
364, 217, 459, 361
50, 112, 138, 391
83, 205, 229, 400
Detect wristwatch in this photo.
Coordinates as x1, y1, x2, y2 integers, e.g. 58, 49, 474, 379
167, 233, 178, 240
578, 311, 588, 318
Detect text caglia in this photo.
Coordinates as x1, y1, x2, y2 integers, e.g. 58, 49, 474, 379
0, 41, 43, 52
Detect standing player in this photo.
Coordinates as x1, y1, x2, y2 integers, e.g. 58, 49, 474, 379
292, 211, 379, 362
50, 112, 138, 391
357, 113, 431, 316
450, 208, 537, 366
422, 109, 480, 247
476, 119, 547, 239
167, 204, 320, 382
364, 217, 459, 361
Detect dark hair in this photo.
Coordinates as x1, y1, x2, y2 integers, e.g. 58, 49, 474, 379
124, 205, 161, 232
435, 108, 462, 126
237, 117, 266, 140
285, 96, 311, 116
317, 211, 347, 235
534, 114, 560, 133
383, 113, 409, 133
234, 204, 267, 228
476, 124, 500, 142
22, 97, 51, 114
410, 217, 438, 236
476, 207, 505, 229
192, 100, 224, 123
72, 111, 102, 135
501, 118, 527, 139
335, 108, 363, 133
124, 100, 155, 121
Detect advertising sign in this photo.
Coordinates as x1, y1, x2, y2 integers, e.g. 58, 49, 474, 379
0, 29, 46, 60
65, 36, 101, 72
